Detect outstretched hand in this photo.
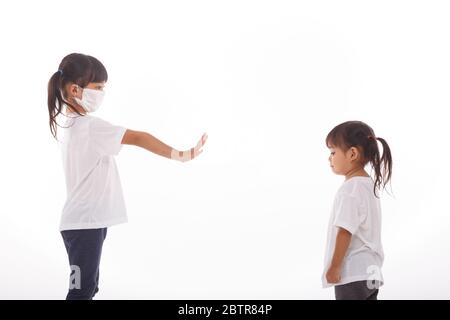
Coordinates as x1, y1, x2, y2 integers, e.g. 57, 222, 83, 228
191, 133, 208, 159
171, 133, 208, 162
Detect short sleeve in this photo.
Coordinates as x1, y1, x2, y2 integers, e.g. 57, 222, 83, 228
89, 117, 127, 156
333, 193, 363, 234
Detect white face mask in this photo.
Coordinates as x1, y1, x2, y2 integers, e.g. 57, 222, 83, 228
74, 86, 105, 113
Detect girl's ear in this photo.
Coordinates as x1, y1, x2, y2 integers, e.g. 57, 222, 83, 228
349, 147, 360, 161
68, 83, 80, 99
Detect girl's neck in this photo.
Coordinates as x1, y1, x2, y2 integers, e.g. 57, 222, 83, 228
66, 104, 86, 116
345, 167, 369, 181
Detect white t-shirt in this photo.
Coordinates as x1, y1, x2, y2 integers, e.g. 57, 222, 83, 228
59, 114, 128, 231
322, 176, 384, 288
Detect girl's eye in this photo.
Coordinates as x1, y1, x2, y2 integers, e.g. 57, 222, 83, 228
330, 152, 335, 155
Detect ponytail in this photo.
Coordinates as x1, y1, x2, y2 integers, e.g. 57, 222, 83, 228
372, 137, 393, 197
47, 71, 65, 140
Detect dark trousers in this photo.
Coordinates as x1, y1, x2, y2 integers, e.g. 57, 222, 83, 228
335, 280, 380, 300
61, 228, 107, 300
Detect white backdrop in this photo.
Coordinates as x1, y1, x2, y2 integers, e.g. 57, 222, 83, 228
1, 0, 449, 299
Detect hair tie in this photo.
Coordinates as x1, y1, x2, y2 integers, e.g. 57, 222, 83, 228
368, 135, 377, 141
57, 69, 63, 76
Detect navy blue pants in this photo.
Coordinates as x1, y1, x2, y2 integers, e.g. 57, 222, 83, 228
334, 280, 380, 300
61, 228, 107, 300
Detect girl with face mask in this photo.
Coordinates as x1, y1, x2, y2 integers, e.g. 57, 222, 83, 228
47, 53, 208, 300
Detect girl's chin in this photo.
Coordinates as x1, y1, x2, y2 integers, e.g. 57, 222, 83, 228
331, 168, 342, 175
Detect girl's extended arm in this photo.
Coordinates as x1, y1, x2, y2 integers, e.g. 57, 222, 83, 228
121, 129, 207, 162
326, 227, 352, 283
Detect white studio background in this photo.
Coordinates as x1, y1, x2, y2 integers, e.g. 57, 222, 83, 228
0, 0, 449, 299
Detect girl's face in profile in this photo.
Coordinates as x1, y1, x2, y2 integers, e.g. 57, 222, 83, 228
328, 145, 359, 176
64, 81, 106, 114
69, 81, 106, 100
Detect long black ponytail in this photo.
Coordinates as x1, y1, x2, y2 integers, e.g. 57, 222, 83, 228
326, 121, 393, 197
47, 53, 108, 140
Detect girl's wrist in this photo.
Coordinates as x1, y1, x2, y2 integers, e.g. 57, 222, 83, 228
329, 260, 343, 270
170, 148, 193, 162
